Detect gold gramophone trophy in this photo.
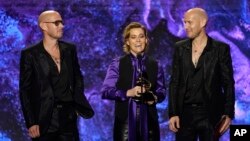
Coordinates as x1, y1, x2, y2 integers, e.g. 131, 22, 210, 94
133, 71, 155, 103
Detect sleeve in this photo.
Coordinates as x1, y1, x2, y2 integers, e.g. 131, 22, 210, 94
19, 50, 36, 128
219, 44, 235, 119
101, 58, 128, 101
168, 44, 180, 118
154, 62, 166, 103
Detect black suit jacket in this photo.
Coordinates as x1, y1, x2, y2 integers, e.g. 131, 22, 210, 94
169, 37, 235, 125
19, 41, 94, 134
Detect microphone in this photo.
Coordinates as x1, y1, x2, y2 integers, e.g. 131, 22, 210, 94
137, 53, 143, 73
137, 53, 142, 60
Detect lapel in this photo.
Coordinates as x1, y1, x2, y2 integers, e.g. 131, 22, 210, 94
58, 41, 73, 84
202, 37, 216, 81
58, 41, 73, 82
202, 37, 216, 99
181, 39, 192, 84
58, 41, 67, 65
36, 41, 50, 78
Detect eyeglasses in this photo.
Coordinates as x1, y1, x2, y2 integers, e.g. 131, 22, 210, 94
44, 20, 63, 26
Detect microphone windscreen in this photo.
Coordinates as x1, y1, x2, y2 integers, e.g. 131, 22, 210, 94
137, 54, 142, 60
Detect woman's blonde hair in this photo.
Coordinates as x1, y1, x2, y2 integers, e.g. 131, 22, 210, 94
122, 22, 149, 54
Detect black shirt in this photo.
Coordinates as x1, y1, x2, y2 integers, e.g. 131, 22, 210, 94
184, 43, 209, 105
44, 47, 73, 102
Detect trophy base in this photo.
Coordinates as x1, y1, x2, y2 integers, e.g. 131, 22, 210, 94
132, 92, 155, 103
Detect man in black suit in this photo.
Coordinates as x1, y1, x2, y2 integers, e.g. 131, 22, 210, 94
168, 8, 235, 141
19, 10, 94, 141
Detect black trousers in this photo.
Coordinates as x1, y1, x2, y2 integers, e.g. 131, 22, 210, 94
113, 115, 160, 141
176, 105, 218, 141
33, 102, 79, 141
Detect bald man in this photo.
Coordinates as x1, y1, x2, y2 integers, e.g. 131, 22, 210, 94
168, 8, 235, 141
19, 10, 94, 141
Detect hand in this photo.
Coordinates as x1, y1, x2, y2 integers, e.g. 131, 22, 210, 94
76, 110, 79, 116
146, 94, 157, 105
126, 86, 145, 97
169, 116, 180, 132
28, 125, 40, 138
219, 115, 231, 135
146, 100, 154, 105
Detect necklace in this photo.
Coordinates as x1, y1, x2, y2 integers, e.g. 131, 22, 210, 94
51, 56, 60, 65
44, 43, 61, 65
192, 49, 202, 68
192, 39, 207, 68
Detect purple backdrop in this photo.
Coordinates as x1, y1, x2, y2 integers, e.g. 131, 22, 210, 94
0, 0, 249, 141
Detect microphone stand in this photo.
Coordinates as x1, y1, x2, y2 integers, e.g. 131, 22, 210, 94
137, 54, 155, 103
136, 54, 143, 139
136, 54, 144, 102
